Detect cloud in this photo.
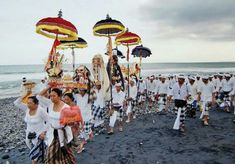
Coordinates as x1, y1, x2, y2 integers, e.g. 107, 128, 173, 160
140, 0, 235, 41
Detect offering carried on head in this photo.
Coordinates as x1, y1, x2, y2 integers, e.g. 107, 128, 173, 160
63, 74, 75, 89
21, 80, 36, 104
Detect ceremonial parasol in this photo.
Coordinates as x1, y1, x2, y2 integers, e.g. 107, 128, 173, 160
36, 10, 78, 41
57, 37, 88, 72
93, 14, 125, 101
115, 29, 141, 96
131, 45, 152, 77
93, 14, 125, 59
36, 10, 78, 88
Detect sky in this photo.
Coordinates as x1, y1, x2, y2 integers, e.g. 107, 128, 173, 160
0, 0, 235, 65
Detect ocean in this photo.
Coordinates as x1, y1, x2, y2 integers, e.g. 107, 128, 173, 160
0, 62, 235, 99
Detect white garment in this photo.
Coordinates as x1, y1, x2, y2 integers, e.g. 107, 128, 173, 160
14, 97, 49, 149
212, 78, 218, 89
129, 85, 137, 100
169, 79, 176, 89
198, 82, 215, 102
216, 79, 223, 92
195, 79, 203, 89
138, 81, 147, 93
75, 94, 92, 121
189, 82, 199, 100
169, 82, 191, 100
147, 80, 156, 93
157, 81, 169, 95
93, 89, 105, 108
112, 90, 125, 106
37, 96, 73, 147
221, 79, 233, 92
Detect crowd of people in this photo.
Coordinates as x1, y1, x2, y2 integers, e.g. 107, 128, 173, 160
14, 56, 235, 164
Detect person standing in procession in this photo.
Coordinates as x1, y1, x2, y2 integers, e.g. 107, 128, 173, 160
187, 76, 199, 118
92, 80, 106, 135
38, 87, 76, 164
147, 75, 157, 110
156, 76, 169, 112
14, 95, 49, 164
198, 76, 216, 126
168, 75, 191, 133
106, 55, 125, 91
108, 83, 126, 134
137, 77, 147, 113
74, 87, 94, 152
220, 74, 233, 113
126, 79, 138, 123
62, 93, 84, 153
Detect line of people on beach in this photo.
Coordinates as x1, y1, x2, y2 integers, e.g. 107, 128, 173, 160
14, 66, 235, 163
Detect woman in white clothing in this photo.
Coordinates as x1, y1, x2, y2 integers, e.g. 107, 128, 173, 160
14, 95, 48, 164
38, 87, 76, 164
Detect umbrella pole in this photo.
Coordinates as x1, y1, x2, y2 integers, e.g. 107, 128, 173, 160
139, 55, 142, 77
127, 44, 130, 97
108, 35, 113, 103
72, 47, 75, 73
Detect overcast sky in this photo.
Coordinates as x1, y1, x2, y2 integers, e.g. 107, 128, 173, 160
0, 0, 235, 65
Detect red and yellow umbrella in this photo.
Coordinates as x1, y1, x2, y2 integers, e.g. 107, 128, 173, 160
115, 29, 141, 61
115, 29, 141, 96
35, 10, 78, 86
36, 10, 78, 41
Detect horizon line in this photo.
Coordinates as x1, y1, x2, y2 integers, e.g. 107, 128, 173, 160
1, 61, 235, 66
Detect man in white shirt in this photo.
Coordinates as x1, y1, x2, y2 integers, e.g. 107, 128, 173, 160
168, 75, 191, 133
220, 74, 233, 112
156, 76, 169, 112
92, 81, 106, 134
187, 76, 199, 118
137, 77, 147, 110
215, 74, 224, 100
126, 79, 138, 123
198, 76, 216, 126
147, 75, 157, 110
108, 83, 126, 134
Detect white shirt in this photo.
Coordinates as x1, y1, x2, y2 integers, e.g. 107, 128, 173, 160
221, 79, 233, 92
129, 85, 137, 100
198, 82, 215, 102
93, 89, 105, 108
216, 79, 223, 92
147, 80, 156, 93
156, 81, 169, 95
14, 97, 49, 148
170, 82, 191, 100
168, 79, 176, 89
37, 96, 73, 147
112, 89, 125, 106
75, 94, 92, 121
188, 82, 199, 100
195, 79, 203, 89
212, 78, 218, 89
138, 81, 147, 93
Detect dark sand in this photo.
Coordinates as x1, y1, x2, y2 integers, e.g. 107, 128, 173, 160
1, 98, 235, 164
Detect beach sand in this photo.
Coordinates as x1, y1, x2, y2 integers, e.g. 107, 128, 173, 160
1, 97, 235, 164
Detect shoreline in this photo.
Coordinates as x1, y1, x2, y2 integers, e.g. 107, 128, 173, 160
1, 97, 235, 163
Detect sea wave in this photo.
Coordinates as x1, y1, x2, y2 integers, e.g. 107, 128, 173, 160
1, 63, 235, 99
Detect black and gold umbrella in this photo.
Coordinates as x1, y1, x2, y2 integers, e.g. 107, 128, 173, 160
57, 37, 88, 72
93, 14, 125, 101
132, 45, 152, 77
